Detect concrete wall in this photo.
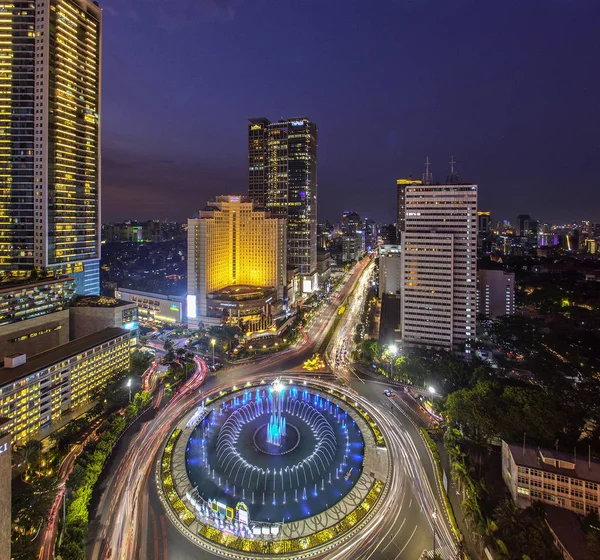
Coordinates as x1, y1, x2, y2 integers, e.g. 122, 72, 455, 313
0, 310, 69, 361
70, 304, 137, 339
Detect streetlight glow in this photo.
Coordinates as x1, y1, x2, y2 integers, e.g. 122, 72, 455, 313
428, 386, 436, 395
388, 344, 398, 355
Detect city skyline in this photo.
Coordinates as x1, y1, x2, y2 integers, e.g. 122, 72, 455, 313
98, 0, 599, 224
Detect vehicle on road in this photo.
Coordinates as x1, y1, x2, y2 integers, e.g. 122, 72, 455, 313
383, 389, 396, 397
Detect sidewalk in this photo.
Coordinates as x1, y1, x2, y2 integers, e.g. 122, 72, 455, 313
435, 435, 481, 560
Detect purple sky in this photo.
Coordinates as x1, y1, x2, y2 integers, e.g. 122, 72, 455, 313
100, 0, 600, 225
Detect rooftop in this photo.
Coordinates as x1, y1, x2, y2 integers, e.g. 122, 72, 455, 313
505, 441, 600, 484
0, 327, 129, 386
0, 275, 74, 295
74, 296, 132, 308
208, 285, 274, 301
544, 505, 595, 560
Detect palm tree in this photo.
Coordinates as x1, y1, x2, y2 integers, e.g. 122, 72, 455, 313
20, 439, 41, 478
451, 457, 474, 500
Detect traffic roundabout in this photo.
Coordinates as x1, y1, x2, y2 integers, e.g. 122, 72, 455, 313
156, 377, 392, 558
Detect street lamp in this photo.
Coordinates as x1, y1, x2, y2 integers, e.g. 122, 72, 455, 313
388, 344, 398, 378
210, 338, 216, 368
127, 378, 132, 403
428, 386, 436, 395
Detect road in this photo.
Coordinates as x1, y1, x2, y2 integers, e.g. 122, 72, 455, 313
89, 257, 457, 560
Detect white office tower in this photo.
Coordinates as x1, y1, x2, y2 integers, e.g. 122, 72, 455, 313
400, 174, 477, 353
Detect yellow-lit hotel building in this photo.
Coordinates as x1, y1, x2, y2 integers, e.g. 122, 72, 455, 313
0, 0, 102, 295
187, 196, 287, 332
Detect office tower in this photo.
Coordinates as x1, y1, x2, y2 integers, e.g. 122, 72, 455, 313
477, 268, 515, 318
341, 211, 360, 235
401, 173, 478, 352
396, 178, 422, 237
187, 196, 287, 332
0, 0, 102, 295
381, 224, 398, 245
378, 244, 402, 298
248, 117, 318, 293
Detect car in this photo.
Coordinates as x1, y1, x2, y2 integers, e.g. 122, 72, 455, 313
383, 389, 393, 397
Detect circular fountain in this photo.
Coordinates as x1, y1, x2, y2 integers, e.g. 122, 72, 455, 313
185, 380, 364, 523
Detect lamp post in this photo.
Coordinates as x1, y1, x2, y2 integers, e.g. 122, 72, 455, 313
388, 344, 398, 378
211, 338, 216, 368
127, 378, 132, 403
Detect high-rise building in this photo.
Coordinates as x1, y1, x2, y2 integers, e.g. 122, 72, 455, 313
396, 178, 422, 237
400, 177, 478, 352
378, 244, 402, 298
248, 117, 318, 293
477, 268, 515, 318
0, 0, 102, 295
187, 196, 287, 332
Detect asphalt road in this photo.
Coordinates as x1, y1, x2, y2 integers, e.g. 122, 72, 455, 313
88, 259, 456, 560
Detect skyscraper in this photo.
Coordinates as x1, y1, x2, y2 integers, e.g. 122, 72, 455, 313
396, 178, 422, 237
400, 169, 478, 352
0, 0, 102, 294
187, 196, 287, 332
248, 117, 318, 293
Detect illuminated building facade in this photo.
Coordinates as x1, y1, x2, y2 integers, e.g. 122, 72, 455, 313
248, 117, 318, 293
396, 178, 422, 237
0, 275, 75, 326
400, 182, 478, 352
0, 0, 102, 295
187, 196, 286, 331
0, 327, 129, 444
115, 287, 186, 325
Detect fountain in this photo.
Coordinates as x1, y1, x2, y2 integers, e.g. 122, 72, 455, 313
266, 378, 286, 446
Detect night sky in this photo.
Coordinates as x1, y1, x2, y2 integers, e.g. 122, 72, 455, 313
100, 0, 599, 225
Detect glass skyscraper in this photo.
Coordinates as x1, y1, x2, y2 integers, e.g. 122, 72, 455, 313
248, 117, 318, 293
0, 0, 101, 294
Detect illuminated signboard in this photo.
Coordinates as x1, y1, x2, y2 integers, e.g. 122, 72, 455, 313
230, 196, 240, 203
0, 442, 7, 454
169, 304, 180, 311
290, 120, 304, 126
226, 507, 235, 520
122, 321, 138, 330
236, 502, 249, 525
187, 295, 197, 318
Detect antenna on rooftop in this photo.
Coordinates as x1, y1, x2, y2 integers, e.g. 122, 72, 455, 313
423, 156, 432, 185
447, 156, 459, 184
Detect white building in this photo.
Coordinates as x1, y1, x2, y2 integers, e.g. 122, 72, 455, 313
378, 245, 402, 298
400, 182, 478, 352
477, 268, 515, 318
502, 441, 600, 517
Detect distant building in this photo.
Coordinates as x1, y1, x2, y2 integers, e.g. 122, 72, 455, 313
0, 0, 103, 294
0, 419, 10, 560
517, 214, 539, 248
477, 268, 515, 318
341, 211, 361, 235
0, 328, 130, 444
363, 218, 378, 251
502, 441, 600, 517
70, 296, 139, 346
248, 117, 318, 292
316, 250, 332, 286
115, 288, 186, 325
400, 176, 478, 352
341, 235, 361, 263
0, 276, 76, 327
187, 196, 287, 333
381, 224, 399, 245
396, 178, 422, 238
378, 245, 402, 298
